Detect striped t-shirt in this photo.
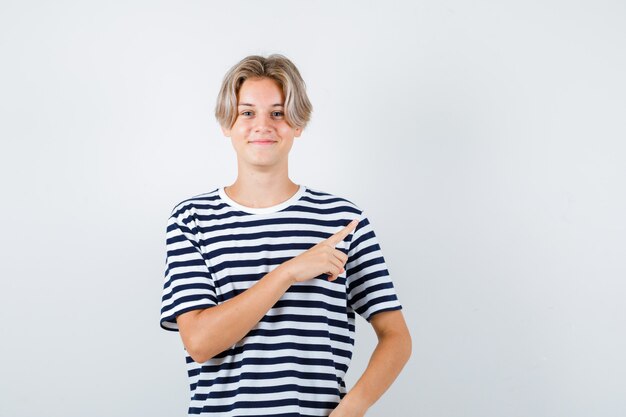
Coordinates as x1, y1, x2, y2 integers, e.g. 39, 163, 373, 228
160, 184, 403, 416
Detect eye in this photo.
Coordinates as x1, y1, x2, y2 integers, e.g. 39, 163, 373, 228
241, 110, 253, 116
271, 111, 284, 118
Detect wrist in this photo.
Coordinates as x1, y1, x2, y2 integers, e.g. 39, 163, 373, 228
273, 263, 296, 286
341, 391, 371, 415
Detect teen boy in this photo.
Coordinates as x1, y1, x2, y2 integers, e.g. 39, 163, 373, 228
161, 54, 412, 417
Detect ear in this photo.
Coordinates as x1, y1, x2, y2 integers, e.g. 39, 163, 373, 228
294, 126, 303, 138
221, 125, 231, 137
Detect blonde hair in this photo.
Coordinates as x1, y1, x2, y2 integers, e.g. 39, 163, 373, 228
215, 54, 313, 130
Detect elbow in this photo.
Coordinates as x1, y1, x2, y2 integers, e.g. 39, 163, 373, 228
391, 330, 411, 366
190, 353, 210, 364
176, 307, 235, 363
183, 331, 219, 364
405, 332, 413, 361
186, 345, 214, 364
397, 328, 413, 364
185, 338, 218, 364
177, 311, 220, 363
187, 348, 207, 364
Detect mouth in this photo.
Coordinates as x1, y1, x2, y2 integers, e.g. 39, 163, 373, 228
249, 140, 277, 145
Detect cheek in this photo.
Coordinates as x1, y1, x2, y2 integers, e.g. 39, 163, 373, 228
277, 125, 297, 137
232, 124, 251, 137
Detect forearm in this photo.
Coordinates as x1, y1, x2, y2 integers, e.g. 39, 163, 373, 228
182, 264, 294, 362
342, 331, 412, 414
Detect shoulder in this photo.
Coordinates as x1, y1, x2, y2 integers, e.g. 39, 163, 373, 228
303, 185, 364, 213
168, 188, 220, 220
303, 185, 366, 220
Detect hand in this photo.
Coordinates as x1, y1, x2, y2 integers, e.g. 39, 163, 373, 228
281, 219, 359, 283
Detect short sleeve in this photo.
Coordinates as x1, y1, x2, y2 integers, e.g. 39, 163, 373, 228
345, 210, 403, 322
160, 206, 217, 332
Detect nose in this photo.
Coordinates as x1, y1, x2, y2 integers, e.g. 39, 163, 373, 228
253, 112, 273, 132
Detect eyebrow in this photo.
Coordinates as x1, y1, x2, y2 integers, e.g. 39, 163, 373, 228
238, 103, 284, 107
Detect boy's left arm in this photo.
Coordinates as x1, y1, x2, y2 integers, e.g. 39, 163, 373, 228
330, 309, 413, 417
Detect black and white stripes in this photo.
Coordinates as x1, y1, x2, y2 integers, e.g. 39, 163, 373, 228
161, 184, 402, 416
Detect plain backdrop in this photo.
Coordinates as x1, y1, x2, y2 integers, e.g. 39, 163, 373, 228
1, 1, 625, 416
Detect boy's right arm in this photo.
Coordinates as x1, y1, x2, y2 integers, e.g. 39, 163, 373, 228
175, 218, 358, 363
176, 263, 295, 363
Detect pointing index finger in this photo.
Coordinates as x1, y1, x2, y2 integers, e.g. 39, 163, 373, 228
327, 219, 359, 246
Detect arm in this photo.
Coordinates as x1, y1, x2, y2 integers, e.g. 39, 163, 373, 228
330, 310, 412, 417
175, 220, 359, 363
176, 264, 294, 363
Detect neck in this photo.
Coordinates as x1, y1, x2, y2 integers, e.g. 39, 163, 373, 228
225, 171, 299, 209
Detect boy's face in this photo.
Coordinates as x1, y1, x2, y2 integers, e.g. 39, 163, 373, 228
221, 77, 302, 171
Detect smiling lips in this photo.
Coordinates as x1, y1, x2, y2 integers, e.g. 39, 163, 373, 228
250, 140, 276, 145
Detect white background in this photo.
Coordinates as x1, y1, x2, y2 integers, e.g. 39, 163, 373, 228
1, 1, 625, 416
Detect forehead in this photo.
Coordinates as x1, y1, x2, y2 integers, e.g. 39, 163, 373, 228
237, 77, 284, 105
